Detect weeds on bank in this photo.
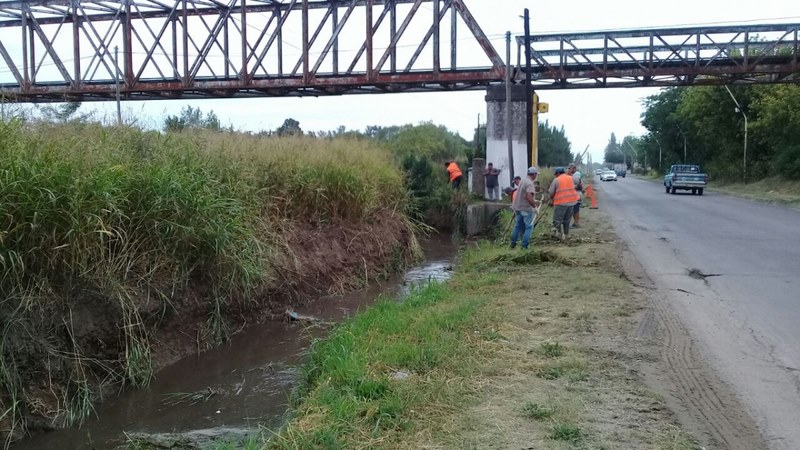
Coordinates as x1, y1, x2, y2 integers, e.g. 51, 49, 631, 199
262, 239, 583, 448
0, 120, 412, 439
264, 273, 495, 448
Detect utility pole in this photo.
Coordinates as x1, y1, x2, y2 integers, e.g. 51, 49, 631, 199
505, 32, 514, 185
625, 141, 638, 169
476, 113, 481, 159
724, 85, 748, 183
114, 46, 122, 125
676, 126, 688, 163
656, 140, 662, 171
523, 8, 532, 168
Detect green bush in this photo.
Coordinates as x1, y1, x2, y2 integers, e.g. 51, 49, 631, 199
775, 144, 800, 180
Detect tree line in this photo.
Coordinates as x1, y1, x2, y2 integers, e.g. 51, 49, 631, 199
623, 84, 800, 181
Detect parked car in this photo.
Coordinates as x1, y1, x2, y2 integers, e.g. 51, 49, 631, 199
600, 170, 617, 181
664, 164, 708, 195
594, 169, 602, 175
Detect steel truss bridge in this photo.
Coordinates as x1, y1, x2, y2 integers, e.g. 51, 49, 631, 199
517, 23, 800, 89
0, 1, 797, 102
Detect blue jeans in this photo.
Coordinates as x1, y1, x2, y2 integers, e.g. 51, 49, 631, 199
510, 210, 535, 249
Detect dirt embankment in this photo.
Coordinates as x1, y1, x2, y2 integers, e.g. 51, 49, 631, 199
0, 213, 416, 444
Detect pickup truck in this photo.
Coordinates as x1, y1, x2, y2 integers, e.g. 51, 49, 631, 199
664, 164, 708, 195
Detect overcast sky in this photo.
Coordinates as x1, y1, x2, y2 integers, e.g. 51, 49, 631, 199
14, 0, 799, 164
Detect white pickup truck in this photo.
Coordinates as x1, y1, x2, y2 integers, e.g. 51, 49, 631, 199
664, 164, 708, 195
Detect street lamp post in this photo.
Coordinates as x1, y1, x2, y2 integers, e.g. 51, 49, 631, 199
676, 126, 688, 163
656, 140, 662, 171
625, 141, 639, 170
724, 85, 748, 182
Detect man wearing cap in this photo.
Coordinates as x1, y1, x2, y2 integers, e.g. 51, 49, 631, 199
510, 167, 540, 250
548, 166, 580, 240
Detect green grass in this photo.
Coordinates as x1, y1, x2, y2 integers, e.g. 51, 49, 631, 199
262, 230, 699, 449
260, 238, 594, 448
0, 119, 414, 439
522, 402, 555, 420
538, 341, 565, 358
539, 358, 589, 382
263, 267, 494, 448
709, 176, 800, 206
550, 423, 582, 441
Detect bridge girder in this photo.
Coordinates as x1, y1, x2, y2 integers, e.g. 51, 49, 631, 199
516, 23, 800, 89
0, 3, 799, 102
0, 0, 505, 102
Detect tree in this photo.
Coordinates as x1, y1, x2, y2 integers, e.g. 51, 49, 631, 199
276, 118, 303, 136
380, 122, 469, 163
641, 88, 686, 168
38, 102, 89, 123
620, 135, 645, 168
537, 120, 573, 167
603, 133, 624, 164
751, 84, 800, 178
471, 122, 487, 161
163, 105, 222, 132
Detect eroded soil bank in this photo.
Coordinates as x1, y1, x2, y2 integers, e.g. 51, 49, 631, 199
2, 215, 418, 446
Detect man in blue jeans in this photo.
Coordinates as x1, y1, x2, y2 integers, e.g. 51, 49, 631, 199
510, 166, 540, 250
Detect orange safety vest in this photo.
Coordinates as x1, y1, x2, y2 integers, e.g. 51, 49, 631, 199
553, 174, 581, 205
447, 162, 463, 182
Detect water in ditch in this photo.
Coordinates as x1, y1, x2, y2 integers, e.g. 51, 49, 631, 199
16, 235, 458, 449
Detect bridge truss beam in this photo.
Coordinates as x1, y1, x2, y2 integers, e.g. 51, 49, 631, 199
516, 23, 800, 89
0, 0, 505, 102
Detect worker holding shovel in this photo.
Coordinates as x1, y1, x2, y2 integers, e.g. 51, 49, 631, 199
510, 167, 541, 250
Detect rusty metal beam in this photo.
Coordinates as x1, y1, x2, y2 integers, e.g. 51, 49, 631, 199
2, 3, 798, 101
517, 23, 800, 89
0, 0, 505, 101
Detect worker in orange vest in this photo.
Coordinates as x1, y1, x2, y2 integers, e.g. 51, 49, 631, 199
445, 161, 463, 189
548, 167, 581, 240
508, 176, 521, 203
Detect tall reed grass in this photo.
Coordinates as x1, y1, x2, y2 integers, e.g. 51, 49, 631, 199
0, 119, 411, 439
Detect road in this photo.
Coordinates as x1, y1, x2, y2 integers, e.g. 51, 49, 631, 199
596, 175, 800, 450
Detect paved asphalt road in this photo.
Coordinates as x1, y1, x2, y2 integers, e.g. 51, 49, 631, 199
597, 175, 800, 450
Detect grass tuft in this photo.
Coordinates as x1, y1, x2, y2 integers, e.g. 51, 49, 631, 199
522, 402, 555, 420
538, 341, 565, 358
549, 423, 582, 441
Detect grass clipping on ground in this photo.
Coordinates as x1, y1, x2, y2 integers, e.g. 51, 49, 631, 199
265, 209, 697, 450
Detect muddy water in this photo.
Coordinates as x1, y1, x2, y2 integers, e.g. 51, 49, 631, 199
16, 235, 458, 449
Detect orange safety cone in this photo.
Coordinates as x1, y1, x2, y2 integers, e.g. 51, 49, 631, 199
586, 184, 599, 209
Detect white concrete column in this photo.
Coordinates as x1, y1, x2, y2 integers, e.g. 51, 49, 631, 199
485, 85, 528, 188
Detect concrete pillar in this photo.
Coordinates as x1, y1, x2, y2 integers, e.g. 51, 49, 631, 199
472, 158, 485, 198
486, 84, 529, 189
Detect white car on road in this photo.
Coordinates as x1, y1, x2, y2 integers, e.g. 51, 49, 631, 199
600, 170, 618, 182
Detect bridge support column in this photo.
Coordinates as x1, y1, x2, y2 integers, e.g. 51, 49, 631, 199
486, 84, 528, 188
